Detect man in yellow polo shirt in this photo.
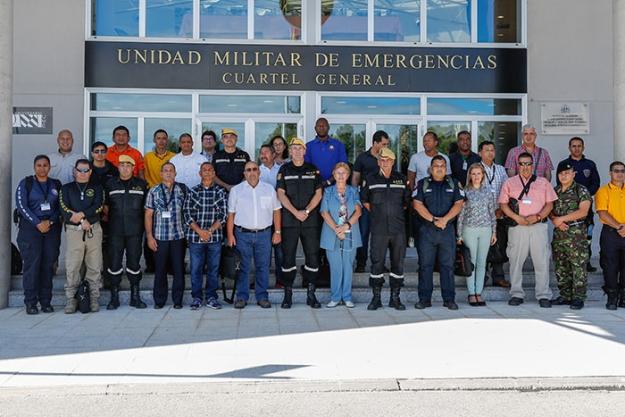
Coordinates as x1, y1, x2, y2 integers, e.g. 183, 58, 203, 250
143, 129, 176, 272
144, 129, 176, 189
595, 160, 625, 310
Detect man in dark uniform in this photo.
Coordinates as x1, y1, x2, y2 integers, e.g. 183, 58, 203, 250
352, 130, 390, 272
558, 137, 601, 272
213, 128, 250, 192
360, 148, 411, 311
413, 155, 465, 310
449, 131, 480, 186
276, 138, 323, 309
104, 155, 148, 310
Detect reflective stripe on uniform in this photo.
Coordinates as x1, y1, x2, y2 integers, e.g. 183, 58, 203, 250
284, 175, 299, 180
389, 272, 404, 279
126, 267, 141, 275
281, 265, 297, 272
369, 273, 384, 278
389, 184, 405, 189
128, 190, 144, 195
368, 184, 387, 189
108, 190, 125, 195
304, 265, 319, 272
107, 267, 124, 275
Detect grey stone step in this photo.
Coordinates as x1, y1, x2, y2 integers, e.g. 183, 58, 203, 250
7, 286, 609, 308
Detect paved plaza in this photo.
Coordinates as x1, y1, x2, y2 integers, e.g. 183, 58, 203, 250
1, 300, 625, 388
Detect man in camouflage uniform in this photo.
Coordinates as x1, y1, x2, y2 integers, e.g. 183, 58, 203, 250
550, 161, 592, 309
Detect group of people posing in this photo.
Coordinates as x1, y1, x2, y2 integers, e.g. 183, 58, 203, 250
14, 118, 625, 315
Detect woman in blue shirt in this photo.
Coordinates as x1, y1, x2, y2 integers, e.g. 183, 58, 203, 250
320, 163, 362, 307
15, 155, 62, 315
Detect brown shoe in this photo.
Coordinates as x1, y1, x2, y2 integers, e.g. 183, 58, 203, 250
493, 278, 511, 288
257, 299, 272, 309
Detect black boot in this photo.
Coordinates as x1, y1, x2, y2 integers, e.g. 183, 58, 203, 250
281, 286, 293, 309
306, 283, 321, 309
129, 284, 147, 309
389, 278, 406, 310
107, 286, 120, 310
605, 287, 618, 310
618, 289, 625, 308
367, 286, 383, 310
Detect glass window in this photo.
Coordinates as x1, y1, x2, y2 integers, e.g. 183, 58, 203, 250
426, 121, 470, 156
144, 118, 193, 154
255, 0, 302, 40
255, 122, 298, 158
200, 95, 301, 114
322, 97, 420, 115
427, 0, 471, 43
90, 117, 139, 149
321, 0, 368, 41
478, 0, 521, 43
146, 0, 193, 38
478, 121, 520, 165
201, 122, 246, 151
91, 94, 192, 112
200, 0, 247, 39
374, 1, 420, 42
329, 123, 366, 164
92, 0, 139, 37
428, 98, 522, 116
376, 124, 419, 174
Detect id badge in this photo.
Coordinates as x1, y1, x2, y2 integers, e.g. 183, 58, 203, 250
462, 161, 468, 171
40, 202, 51, 211
522, 199, 532, 205
161, 210, 172, 219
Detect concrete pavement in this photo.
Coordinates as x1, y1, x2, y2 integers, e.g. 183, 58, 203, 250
1, 300, 625, 388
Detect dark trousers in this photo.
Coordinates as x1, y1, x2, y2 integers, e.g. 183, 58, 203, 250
600, 226, 625, 291
273, 243, 284, 285
153, 238, 185, 306
107, 234, 143, 287
281, 225, 320, 286
356, 208, 371, 266
369, 232, 406, 280
417, 225, 456, 302
17, 222, 61, 306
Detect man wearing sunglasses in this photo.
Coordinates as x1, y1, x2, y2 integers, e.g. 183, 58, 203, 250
596, 161, 625, 309
499, 152, 557, 308
90, 141, 118, 187
59, 159, 105, 313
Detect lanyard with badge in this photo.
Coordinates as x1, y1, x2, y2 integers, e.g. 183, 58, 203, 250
160, 184, 174, 219
37, 179, 51, 212
483, 163, 497, 195
519, 175, 536, 205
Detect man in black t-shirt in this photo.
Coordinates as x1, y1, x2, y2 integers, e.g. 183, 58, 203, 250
212, 128, 250, 191
352, 130, 390, 272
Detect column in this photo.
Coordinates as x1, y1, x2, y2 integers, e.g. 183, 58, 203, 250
615, 0, 625, 162
0, 0, 12, 308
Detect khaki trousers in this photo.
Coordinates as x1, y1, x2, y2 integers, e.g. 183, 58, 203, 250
64, 222, 103, 300
507, 222, 553, 301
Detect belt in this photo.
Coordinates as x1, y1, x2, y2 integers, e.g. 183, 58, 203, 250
235, 225, 271, 233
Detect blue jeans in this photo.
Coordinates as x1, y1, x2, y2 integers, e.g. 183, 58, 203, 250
326, 235, 356, 302
461, 226, 491, 295
235, 228, 271, 302
189, 241, 221, 301
417, 224, 456, 302
356, 208, 370, 266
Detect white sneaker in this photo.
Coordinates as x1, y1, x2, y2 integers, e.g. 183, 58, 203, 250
344, 301, 355, 308
326, 300, 340, 308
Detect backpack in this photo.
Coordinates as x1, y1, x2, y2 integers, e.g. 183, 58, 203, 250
75, 280, 91, 313
13, 176, 62, 225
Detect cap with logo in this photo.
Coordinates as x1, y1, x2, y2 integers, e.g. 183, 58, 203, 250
221, 128, 238, 137
378, 147, 396, 160
556, 160, 574, 175
118, 155, 136, 166
290, 137, 306, 149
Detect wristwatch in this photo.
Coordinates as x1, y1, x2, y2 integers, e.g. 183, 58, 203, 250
305, 209, 310, 215
275, 230, 281, 234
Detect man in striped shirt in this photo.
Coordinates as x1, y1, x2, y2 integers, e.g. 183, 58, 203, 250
504, 124, 554, 181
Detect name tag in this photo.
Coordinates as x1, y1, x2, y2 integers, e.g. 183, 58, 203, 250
522, 199, 532, 205
446, 189, 453, 193
40, 202, 51, 211
462, 161, 468, 170
161, 211, 172, 219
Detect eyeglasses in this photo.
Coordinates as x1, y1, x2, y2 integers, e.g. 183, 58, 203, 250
519, 162, 533, 167
612, 169, 625, 173
245, 167, 259, 172
75, 168, 91, 173
92, 149, 106, 154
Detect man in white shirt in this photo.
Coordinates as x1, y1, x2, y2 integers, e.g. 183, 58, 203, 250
407, 131, 451, 189
227, 161, 282, 309
48, 129, 86, 185
259, 144, 280, 189
169, 133, 207, 189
